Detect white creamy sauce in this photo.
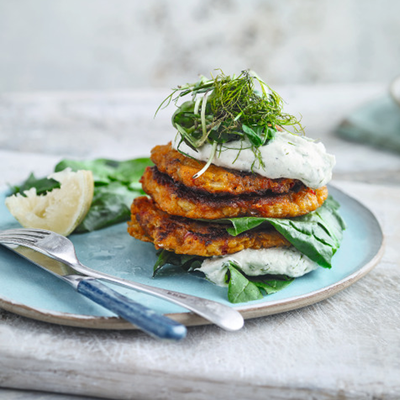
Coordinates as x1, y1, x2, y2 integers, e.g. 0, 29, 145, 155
197, 247, 319, 287
173, 131, 335, 188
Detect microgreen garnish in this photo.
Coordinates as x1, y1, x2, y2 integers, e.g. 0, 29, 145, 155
156, 69, 304, 176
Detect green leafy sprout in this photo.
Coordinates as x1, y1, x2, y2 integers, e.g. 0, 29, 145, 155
156, 69, 304, 176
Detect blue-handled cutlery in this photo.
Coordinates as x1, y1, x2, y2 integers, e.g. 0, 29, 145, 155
0, 228, 244, 332
0, 239, 187, 341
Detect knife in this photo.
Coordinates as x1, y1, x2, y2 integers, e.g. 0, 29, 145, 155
1, 243, 187, 341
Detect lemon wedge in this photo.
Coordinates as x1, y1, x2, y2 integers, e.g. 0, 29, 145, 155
5, 168, 94, 236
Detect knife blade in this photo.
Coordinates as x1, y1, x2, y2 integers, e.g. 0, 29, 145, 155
2, 243, 187, 341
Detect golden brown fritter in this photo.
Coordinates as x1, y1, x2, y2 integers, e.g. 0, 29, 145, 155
126, 213, 153, 243
151, 142, 299, 196
140, 166, 329, 220
128, 196, 291, 257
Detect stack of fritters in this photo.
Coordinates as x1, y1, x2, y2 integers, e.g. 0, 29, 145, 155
128, 142, 328, 257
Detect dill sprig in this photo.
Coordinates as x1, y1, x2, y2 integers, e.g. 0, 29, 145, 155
156, 70, 304, 176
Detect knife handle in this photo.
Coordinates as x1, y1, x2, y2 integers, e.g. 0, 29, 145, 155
75, 278, 187, 341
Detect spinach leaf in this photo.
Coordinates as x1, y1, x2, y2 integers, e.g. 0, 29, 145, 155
153, 249, 173, 277
241, 124, 276, 147
227, 264, 264, 303
152, 253, 294, 304
223, 196, 345, 269
153, 249, 204, 277
74, 182, 139, 233
252, 275, 294, 295
226, 262, 294, 303
225, 217, 269, 235
55, 159, 117, 184
226, 263, 294, 303
10, 173, 60, 196
55, 157, 153, 186
13, 157, 153, 233
264, 126, 277, 144
242, 124, 264, 147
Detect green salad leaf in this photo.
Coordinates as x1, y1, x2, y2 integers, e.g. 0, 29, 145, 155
227, 263, 294, 303
227, 263, 264, 303
10, 173, 60, 195
11, 157, 153, 233
74, 182, 136, 233
153, 249, 204, 277
252, 274, 294, 294
223, 196, 346, 269
55, 157, 152, 186
153, 250, 294, 304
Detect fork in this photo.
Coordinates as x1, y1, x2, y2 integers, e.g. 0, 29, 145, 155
0, 228, 244, 331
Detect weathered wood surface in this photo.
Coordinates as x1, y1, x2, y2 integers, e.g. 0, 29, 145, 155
0, 85, 399, 400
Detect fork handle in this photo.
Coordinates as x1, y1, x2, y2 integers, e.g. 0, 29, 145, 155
71, 277, 186, 341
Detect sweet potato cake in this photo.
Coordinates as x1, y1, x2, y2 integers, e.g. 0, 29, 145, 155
128, 196, 290, 257
140, 166, 328, 220
127, 71, 343, 304
151, 142, 299, 196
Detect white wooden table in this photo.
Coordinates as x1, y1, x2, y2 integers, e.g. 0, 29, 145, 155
0, 84, 399, 400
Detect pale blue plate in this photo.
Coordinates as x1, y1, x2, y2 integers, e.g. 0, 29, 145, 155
0, 185, 384, 329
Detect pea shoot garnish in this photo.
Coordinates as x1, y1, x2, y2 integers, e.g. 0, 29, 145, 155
156, 70, 304, 177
